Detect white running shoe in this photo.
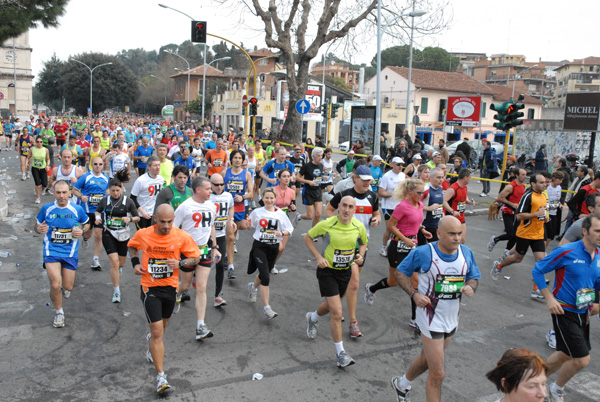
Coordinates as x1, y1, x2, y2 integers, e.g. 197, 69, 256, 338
53, 312, 65, 328
531, 289, 545, 300
156, 373, 170, 393
35, 197, 41, 204
364, 283, 375, 305
487, 236, 496, 252
248, 282, 258, 303
380, 245, 387, 257
546, 329, 556, 349
264, 306, 278, 320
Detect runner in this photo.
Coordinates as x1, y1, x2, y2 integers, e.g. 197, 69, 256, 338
304, 195, 368, 368
252, 139, 267, 207
173, 177, 220, 340
133, 136, 154, 176
39, 122, 55, 168
403, 154, 422, 178
127, 203, 201, 394
156, 143, 173, 186
364, 178, 432, 330
325, 164, 380, 338
532, 213, 600, 402
222, 149, 253, 279
3, 118, 14, 150
130, 156, 164, 229
209, 174, 235, 307
545, 171, 564, 247
28, 135, 50, 204
174, 143, 198, 186
293, 147, 324, 228
336, 150, 356, 179
94, 178, 139, 302
289, 144, 306, 199
247, 187, 294, 319
442, 168, 474, 244
260, 146, 295, 188
153, 165, 193, 211
72, 157, 110, 271
35, 181, 90, 328
487, 168, 527, 256
17, 126, 32, 180
321, 147, 335, 197
369, 155, 384, 193
419, 167, 445, 244
205, 139, 228, 177
88, 136, 106, 172
272, 169, 296, 273
378, 157, 406, 257
103, 142, 131, 178
49, 149, 85, 203
491, 173, 550, 300
391, 216, 480, 402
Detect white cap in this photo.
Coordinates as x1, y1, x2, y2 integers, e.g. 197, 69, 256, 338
391, 157, 404, 164
413, 154, 422, 160
372, 155, 383, 161
348, 150, 355, 154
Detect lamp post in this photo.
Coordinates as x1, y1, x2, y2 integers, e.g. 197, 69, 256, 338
375, 4, 426, 156
150, 74, 167, 106
138, 81, 147, 115
165, 50, 191, 105
70, 59, 113, 115
203, 56, 231, 123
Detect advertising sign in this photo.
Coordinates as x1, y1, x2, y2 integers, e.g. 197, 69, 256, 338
343, 100, 366, 125
446, 96, 482, 127
563, 92, 600, 131
277, 82, 323, 122
350, 106, 376, 154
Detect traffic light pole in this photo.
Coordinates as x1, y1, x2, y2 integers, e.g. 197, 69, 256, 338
326, 103, 332, 147
500, 128, 510, 181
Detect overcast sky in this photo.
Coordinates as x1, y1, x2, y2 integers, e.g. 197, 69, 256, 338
28, 0, 600, 79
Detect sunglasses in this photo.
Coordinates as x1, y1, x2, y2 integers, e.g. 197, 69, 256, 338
36, 141, 43, 143
212, 183, 225, 186
93, 163, 104, 166
411, 189, 425, 195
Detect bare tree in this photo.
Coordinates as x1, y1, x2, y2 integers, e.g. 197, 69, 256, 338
216, 0, 451, 143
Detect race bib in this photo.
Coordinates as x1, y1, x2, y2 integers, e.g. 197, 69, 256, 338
22, 148, 30, 156
89, 194, 104, 206
432, 206, 444, 219
549, 201, 561, 210
141, 157, 148, 163
259, 230, 277, 244
213, 159, 223, 167
215, 219, 226, 231
576, 288, 595, 309
294, 166, 301, 173
372, 178, 380, 187
457, 201, 466, 213
332, 249, 354, 268
228, 181, 244, 193
148, 258, 173, 279
51, 228, 73, 244
314, 177, 322, 185
434, 274, 465, 300
106, 217, 126, 229
33, 159, 45, 168
397, 235, 417, 253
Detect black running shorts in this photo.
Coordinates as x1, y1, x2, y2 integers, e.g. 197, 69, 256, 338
552, 311, 591, 358
317, 267, 352, 298
140, 285, 177, 323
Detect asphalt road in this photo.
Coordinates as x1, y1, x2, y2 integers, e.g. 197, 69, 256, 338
0, 149, 599, 402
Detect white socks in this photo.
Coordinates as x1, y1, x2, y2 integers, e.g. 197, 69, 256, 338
335, 341, 344, 356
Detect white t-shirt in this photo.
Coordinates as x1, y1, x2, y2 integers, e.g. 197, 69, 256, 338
210, 191, 234, 238
130, 173, 164, 215
249, 207, 293, 244
191, 146, 203, 165
547, 184, 562, 216
108, 153, 130, 178
173, 197, 216, 246
167, 145, 180, 159
322, 158, 334, 184
379, 170, 406, 210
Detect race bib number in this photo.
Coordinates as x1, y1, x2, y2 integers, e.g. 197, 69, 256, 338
576, 288, 595, 309
106, 217, 126, 229
397, 235, 417, 253
549, 201, 561, 210
141, 157, 148, 163
215, 219, 226, 231
294, 166, 301, 173
432, 206, 444, 219
457, 201, 466, 213
372, 178, 379, 187
89, 194, 104, 206
51, 228, 73, 244
228, 181, 244, 193
259, 230, 277, 244
148, 258, 173, 279
434, 274, 465, 300
314, 177, 322, 185
33, 159, 45, 168
213, 159, 223, 167
332, 249, 354, 268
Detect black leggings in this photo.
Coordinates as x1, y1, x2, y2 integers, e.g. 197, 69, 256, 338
247, 240, 278, 287
215, 235, 227, 297
31, 167, 48, 188
494, 212, 517, 250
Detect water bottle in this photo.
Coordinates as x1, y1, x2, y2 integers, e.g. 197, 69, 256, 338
0, 251, 10, 258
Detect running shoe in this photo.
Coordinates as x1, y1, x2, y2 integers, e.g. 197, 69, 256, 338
21, 173, 26, 181
546, 329, 556, 349
336, 351, 355, 368
61, 287, 71, 299
349, 321, 363, 338
306, 312, 318, 339
479, 192, 487, 197
490, 261, 501, 281
271, 266, 279, 274
234, 244, 238, 253
35, 198, 41, 204
264, 306, 278, 320
26, 171, 30, 179
391, 377, 411, 402
531, 289, 545, 300
181, 290, 191, 302
41, 188, 47, 196
248, 282, 258, 303
292, 212, 301, 228
146, 333, 153, 363
549, 384, 564, 402
408, 319, 419, 330
214, 295, 227, 307
112, 290, 121, 303
380, 245, 387, 257
195, 324, 214, 340
227, 266, 236, 280
364, 283, 375, 306
91, 261, 102, 271
53, 312, 65, 328
156, 373, 170, 394
487, 236, 496, 252
503, 249, 511, 259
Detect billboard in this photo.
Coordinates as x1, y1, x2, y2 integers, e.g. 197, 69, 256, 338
350, 106, 376, 154
563, 92, 600, 131
446, 96, 482, 127
343, 100, 366, 125
277, 81, 323, 122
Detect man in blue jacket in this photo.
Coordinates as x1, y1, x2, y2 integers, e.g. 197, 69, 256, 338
480, 140, 497, 197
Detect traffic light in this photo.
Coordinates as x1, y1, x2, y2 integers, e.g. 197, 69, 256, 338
249, 97, 258, 116
507, 94, 525, 128
320, 102, 329, 120
198, 102, 203, 113
191, 21, 207, 43
242, 104, 246, 115
490, 101, 512, 131
330, 103, 342, 119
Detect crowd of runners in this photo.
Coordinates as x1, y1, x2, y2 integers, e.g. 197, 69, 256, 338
2, 114, 598, 401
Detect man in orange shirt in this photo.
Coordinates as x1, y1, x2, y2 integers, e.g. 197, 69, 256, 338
204, 139, 228, 177
128, 203, 201, 394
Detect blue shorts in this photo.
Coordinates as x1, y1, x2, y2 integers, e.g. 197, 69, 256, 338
234, 211, 248, 222
43, 256, 79, 271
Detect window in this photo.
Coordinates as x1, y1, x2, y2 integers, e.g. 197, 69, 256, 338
527, 108, 535, 119
421, 97, 428, 114
258, 59, 268, 66
481, 102, 487, 118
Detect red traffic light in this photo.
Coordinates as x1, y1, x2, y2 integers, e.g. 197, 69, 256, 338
249, 97, 258, 105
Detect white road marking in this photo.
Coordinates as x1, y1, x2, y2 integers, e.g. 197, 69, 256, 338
567, 371, 600, 399
0, 280, 21, 292
0, 300, 29, 312
0, 324, 33, 341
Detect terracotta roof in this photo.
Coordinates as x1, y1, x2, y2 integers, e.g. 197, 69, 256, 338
485, 84, 544, 105
387, 66, 496, 95
567, 56, 600, 66
249, 48, 278, 58
169, 64, 227, 79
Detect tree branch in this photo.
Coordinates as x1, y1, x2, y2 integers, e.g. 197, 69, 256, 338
296, 0, 311, 54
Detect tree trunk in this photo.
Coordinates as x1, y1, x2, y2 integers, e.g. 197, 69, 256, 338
279, 59, 310, 144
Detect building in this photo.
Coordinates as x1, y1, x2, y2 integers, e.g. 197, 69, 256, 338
551, 56, 600, 108
310, 62, 360, 92
450, 52, 487, 75
0, 31, 34, 119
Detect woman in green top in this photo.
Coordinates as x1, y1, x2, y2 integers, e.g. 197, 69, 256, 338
28, 135, 50, 204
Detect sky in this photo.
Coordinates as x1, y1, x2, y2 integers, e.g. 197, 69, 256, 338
28, 0, 600, 79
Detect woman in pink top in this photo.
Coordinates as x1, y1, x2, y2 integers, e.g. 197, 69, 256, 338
364, 178, 432, 329
273, 168, 296, 273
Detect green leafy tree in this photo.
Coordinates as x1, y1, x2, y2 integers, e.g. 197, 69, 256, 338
36, 54, 65, 111
325, 76, 350, 91
0, 0, 69, 45
371, 45, 459, 72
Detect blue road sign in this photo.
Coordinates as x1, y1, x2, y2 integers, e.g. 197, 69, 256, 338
295, 99, 310, 115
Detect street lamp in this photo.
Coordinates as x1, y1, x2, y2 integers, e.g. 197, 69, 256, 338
70, 59, 113, 115
165, 50, 191, 105
512, 64, 538, 99
138, 81, 147, 115
375, 5, 426, 156
150, 74, 167, 106
203, 56, 231, 122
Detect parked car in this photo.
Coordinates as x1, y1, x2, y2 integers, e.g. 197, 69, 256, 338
339, 141, 350, 152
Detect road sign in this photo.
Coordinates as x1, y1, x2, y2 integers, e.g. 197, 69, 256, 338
87, 107, 92, 116
0, 92, 4, 100
242, 95, 248, 108
186, 111, 191, 117
446, 96, 482, 127
295, 99, 310, 115
413, 115, 420, 125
